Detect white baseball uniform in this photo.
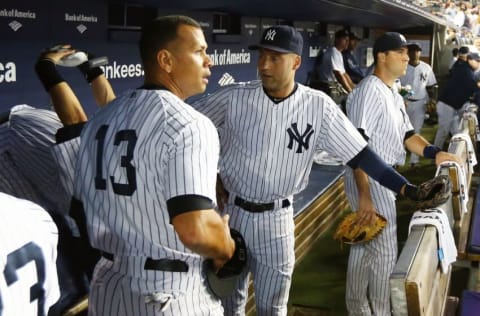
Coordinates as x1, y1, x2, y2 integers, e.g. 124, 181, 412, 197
0, 192, 60, 315
399, 61, 436, 164
0, 105, 66, 213
192, 80, 367, 316
318, 46, 346, 82
74, 88, 223, 316
345, 75, 414, 316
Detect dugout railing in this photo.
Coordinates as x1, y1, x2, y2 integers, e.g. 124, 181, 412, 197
390, 106, 478, 316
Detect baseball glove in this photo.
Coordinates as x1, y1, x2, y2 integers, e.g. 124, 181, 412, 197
404, 175, 452, 210
426, 99, 437, 114
204, 229, 247, 298
333, 212, 387, 245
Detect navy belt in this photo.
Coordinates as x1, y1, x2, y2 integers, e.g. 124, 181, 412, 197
407, 98, 421, 102
101, 252, 188, 272
234, 196, 290, 212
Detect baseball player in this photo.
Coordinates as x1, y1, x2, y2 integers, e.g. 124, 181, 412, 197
399, 42, 437, 168
315, 29, 355, 105
433, 47, 480, 150
32, 44, 117, 314
73, 15, 236, 315
0, 192, 60, 315
344, 32, 460, 316
192, 25, 445, 316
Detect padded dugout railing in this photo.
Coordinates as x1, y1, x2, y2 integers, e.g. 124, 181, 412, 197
390, 107, 478, 316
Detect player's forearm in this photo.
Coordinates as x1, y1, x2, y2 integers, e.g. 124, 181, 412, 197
404, 134, 430, 157
49, 83, 88, 125
353, 168, 372, 203
173, 210, 235, 262
91, 75, 116, 107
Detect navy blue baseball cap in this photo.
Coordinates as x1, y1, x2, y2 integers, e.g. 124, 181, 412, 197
249, 25, 303, 55
373, 32, 408, 56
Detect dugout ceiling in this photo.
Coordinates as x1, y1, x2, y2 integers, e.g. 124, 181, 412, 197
120, 0, 451, 29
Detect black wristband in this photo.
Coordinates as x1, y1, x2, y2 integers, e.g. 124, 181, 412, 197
34, 59, 65, 91
423, 145, 441, 159
77, 61, 104, 83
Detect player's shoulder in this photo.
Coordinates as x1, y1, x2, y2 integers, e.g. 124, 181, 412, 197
0, 193, 57, 235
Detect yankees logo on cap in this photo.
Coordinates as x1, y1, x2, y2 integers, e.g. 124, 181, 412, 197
248, 25, 303, 55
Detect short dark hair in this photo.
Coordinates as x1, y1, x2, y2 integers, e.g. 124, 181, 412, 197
139, 15, 201, 67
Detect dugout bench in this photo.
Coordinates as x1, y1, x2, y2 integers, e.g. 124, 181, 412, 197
390, 108, 479, 316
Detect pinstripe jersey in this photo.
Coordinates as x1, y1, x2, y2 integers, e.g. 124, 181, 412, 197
192, 80, 367, 202
0, 105, 66, 213
399, 61, 436, 101
51, 137, 81, 215
74, 88, 220, 262
346, 75, 413, 165
0, 192, 60, 315
344, 74, 414, 315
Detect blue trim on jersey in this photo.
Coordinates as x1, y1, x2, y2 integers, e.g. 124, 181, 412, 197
167, 194, 215, 221
347, 147, 409, 194
55, 122, 86, 144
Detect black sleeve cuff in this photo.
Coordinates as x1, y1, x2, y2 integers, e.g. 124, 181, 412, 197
56, 122, 86, 143
404, 130, 415, 142
167, 194, 215, 221
357, 128, 369, 141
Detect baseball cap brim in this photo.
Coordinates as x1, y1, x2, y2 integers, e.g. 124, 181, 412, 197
248, 44, 296, 54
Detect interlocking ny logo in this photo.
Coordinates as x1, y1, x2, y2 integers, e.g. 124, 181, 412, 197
286, 123, 314, 153
420, 72, 427, 82
264, 29, 276, 41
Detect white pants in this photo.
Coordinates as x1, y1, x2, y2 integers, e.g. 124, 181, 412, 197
221, 202, 295, 316
88, 257, 223, 316
344, 168, 398, 316
433, 101, 462, 149
406, 99, 426, 164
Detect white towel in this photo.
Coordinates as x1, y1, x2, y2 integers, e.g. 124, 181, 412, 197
435, 161, 468, 213
450, 133, 477, 174
408, 209, 457, 273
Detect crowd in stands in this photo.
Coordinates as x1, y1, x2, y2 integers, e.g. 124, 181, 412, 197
395, 0, 480, 45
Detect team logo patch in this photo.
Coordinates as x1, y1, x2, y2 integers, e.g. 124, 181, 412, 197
264, 29, 276, 41
286, 123, 314, 153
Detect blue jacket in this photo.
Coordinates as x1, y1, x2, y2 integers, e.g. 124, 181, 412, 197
440, 59, 479, 109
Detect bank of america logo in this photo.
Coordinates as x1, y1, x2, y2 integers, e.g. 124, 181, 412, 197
218, 73, 235, 86
8, 20, 22, 32
76, 24, 87, 34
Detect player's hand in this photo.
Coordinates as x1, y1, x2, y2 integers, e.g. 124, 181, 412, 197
212, 214, 235, 272
435, 151, 462, 166
355, 194, 377, 227
41, 44, 76, 64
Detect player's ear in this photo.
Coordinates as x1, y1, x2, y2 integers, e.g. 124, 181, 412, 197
292, 55, 301, 70
157, 49, 173, 73
377, 52, 387, 64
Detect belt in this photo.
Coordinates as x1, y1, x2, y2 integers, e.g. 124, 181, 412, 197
234, 196, 290, 212
101, 252, 189, 272
407, 98, 421, 102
